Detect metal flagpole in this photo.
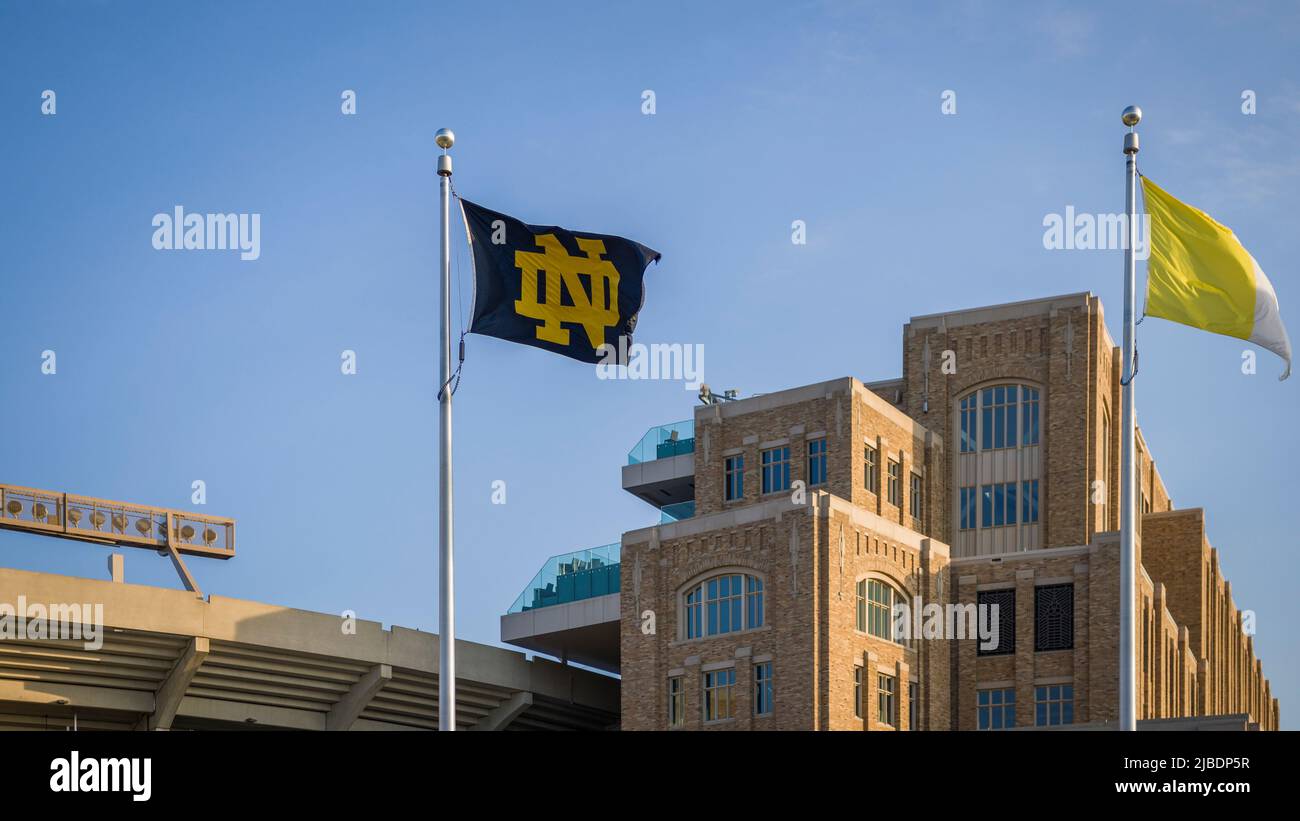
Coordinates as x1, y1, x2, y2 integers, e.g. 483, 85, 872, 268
435, 127, 456, 731
1119, 105, 1141, 732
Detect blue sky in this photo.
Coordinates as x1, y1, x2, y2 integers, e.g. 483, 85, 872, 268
2, 1, 1298, 723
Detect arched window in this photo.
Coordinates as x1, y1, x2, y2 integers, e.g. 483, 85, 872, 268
683, 573, 764, 639
855, 577, 906, 644
954, 382, 1043, 555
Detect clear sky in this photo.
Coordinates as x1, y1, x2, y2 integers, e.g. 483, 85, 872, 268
2, 1, 1297, 724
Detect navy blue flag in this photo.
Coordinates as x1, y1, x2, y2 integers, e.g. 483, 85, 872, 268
461, 198, 660, 364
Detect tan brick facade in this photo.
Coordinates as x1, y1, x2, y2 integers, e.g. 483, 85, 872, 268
619, 293, 1279, 730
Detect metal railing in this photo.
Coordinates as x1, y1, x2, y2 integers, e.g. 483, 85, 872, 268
508, 543, 620, 614
627, 419, 695, 465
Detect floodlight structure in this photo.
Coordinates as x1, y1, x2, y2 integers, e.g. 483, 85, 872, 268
0, 482, 235, 597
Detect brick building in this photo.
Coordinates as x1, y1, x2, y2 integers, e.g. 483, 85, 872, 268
606, 292, 1279, 731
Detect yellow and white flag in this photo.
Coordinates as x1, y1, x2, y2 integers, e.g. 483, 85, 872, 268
1143, 176, 1292, 379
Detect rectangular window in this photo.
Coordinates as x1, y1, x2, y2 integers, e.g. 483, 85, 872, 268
807, 438, 828, 486
745, 575, 764, 630
724, 455, 744, 501
977, 589, 1015, 656
761, 446, 791, 494
908, 681, 918, 730
854, 667, 863, 718
1021, 479, 1039, 523
981, 386, 1018, 450
754, 662, 773, 716
1101, 406, 1111, 523
960, 394, 977, 453
705, 574, 744, 636
855, 579, 867, 632
1035, 584, 1074, 652
978, 687, 1016, 730
703, 668, 736, 722
1035, 684, 1074, 726
863, 446, 878, 493
909, 472, 922, 518
877, 673, 897, 727
1022, 387, 1040, 445
684, 588, 702, 639
960, 486, 977, 530
980, 482, 1018, 528
887, 460, 901, 506
668, 677, 685, 728
864, 579, 901, 643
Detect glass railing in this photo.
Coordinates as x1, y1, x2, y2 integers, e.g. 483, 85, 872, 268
660, 501, 696, 523
627, 419, 695, 465
507, 543, 621, 614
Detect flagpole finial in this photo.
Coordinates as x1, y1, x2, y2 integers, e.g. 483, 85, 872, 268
436, 128, 455, 176
1121, 106, 1141, 154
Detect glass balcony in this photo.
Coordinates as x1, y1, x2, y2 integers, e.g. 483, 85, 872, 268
508, 543, 621, 614
627, 419, 695, 465
660, 501, 696, 523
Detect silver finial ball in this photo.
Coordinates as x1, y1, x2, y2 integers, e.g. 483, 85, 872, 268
435, 128, 455, 150
1121, 106, 1142, 127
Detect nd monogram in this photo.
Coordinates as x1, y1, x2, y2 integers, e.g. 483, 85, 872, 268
514, 234, 621, 348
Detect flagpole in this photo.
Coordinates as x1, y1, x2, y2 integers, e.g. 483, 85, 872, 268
435, 127, 456, 731
1119, 105, 1141, 732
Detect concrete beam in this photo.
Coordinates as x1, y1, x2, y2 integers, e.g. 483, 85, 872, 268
327, 663, 392, 730
177, 696, 325, 730
471, 691, 532, 731
150, 636, 209, 731
0, 678, 153, 714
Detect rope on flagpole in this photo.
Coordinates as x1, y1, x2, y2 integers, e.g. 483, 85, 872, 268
438, 184, 470, 400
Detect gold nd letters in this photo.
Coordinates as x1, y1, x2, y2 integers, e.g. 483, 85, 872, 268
513, 234, 621, 349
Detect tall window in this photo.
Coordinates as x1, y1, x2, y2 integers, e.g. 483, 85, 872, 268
746, 575, 764, 631
959, 394, 977, 453
877, 673, 897, 727
857, 578, 904, 644
909, 472, 922, 518
1022, 387, 1040, 445
1101, 405, 1111, 524
703, 669, 736, 722
807, 438, 828, 486
854, 667, 863, 718
761, 446, 791, 494
887, 460, 902, 506
668, 677, 685, 728
1021, 479, 1039, 523
959, 486, 976, 530
724, 455, 744, 502
978, 687, 1016, 730
1035, 684, 1074, 726
683, 573, 764, 639
863, 445, 878, 493
956, 384, 1043, 541
754, 662, 773, 716
977, 589, 1015, 656
1035, 584, 1074, 651
980, 384, 1019, 450
908, 681, 918, 730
